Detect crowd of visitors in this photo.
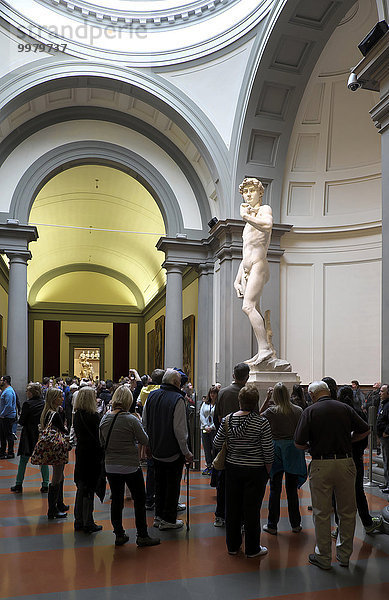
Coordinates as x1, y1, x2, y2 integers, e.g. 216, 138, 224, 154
1, 363, 387, 564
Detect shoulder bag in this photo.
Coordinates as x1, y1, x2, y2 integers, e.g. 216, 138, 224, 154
31, 411, 71, 466
212, 413, 232, 470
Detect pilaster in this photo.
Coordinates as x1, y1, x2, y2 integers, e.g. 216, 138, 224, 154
353, 31, 389, 381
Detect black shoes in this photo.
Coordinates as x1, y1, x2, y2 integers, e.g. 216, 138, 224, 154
136, 535, 160, 547
84, 524, 103, 534
40, 485, 49, 493
10, 485, 23, 493
308, 554, 331, 570
48, 511, 67, 520
115, 533, 130, 546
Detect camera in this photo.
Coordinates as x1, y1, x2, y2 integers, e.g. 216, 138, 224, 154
347, 72, 361, 91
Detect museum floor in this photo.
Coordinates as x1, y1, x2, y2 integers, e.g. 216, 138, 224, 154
1, 450, 389, 600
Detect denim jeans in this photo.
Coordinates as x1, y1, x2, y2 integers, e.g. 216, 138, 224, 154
267, 471, 301, 529
0, 417, 14, 455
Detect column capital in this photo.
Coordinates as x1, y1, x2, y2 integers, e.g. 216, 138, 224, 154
6, 250, 32, 264
0, 223, 38, 254
162, 261, 187, 274
197, 262, 214, 276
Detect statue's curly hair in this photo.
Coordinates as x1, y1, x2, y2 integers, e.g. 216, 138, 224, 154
239, 178, 264, 197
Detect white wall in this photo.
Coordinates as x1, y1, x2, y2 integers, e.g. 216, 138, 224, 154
280, 0, 382, 384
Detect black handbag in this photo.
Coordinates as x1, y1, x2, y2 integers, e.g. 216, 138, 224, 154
96, 411, 122, 502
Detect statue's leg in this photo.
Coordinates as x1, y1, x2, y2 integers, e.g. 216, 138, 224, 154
242, 264, 272, 364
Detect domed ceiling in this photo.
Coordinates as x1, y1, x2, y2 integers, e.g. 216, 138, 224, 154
2, 0, 274, 65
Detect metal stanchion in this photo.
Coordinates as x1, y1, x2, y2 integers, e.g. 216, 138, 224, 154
364, 405, 378, 487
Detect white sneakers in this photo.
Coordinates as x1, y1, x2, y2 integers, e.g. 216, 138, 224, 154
158, 519, 184, 530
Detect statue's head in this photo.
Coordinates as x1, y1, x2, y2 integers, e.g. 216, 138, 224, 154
239, 178, 264, 207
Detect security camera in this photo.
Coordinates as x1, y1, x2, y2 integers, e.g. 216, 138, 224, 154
347, 72, 361, 91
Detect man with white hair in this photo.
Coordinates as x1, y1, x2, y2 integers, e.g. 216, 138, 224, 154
143, 368, 193, 530
294, 380, 369, 569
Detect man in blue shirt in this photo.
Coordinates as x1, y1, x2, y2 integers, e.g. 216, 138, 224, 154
0, 375, 17, 458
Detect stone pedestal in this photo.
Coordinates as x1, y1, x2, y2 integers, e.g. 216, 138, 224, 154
248, 367, 300, 407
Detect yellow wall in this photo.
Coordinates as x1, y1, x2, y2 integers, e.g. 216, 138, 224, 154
129, 323, 138, 370
33, 320, 43, 382
145, 307, 165, 369
143, 277, 199, 374
60, 321, 113, 379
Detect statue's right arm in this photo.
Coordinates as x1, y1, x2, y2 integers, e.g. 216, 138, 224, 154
234, 262, 244, 297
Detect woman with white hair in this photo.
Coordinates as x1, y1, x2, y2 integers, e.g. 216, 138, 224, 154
261, 382, 307, 535
73, 386, 103, 533
99, 385, 160, 548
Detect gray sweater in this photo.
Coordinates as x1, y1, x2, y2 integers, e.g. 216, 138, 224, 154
99, 411, 148, 470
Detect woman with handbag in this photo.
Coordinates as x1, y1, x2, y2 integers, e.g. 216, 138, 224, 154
213, 384, 274, 557
10, 383, 50, 494
99, 385, 160, 548
73, 386, 103, 533
40, 388, 70, 519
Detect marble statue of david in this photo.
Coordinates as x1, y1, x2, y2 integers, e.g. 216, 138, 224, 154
234, 178, 274, 366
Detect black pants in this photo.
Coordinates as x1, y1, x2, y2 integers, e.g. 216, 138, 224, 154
154, 456, 184, 524
334, 455, 372, 528
201, 431, 216, 468
0, 417, 14, 455
146, 458, 155, 505
215, 469, 226, 518
225, 463, 268, 555
268, 471, 301, 529
107, 469, 148, 536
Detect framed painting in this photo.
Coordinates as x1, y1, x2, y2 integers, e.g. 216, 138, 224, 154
183, 315, 195, 384
147, 330, 155, 374
154, 315, 165, 369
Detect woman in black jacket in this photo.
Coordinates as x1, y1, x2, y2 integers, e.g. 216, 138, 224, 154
73, 386, 103, 533
10, 383, 49, 494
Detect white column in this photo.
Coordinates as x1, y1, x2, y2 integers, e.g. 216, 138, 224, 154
6, 251, 31, 402
196, 263, 214, 397
164, 262, 185, 368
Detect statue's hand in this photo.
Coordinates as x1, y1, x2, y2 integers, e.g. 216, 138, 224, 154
234, 281, 243, 298
240, 203, 250, 219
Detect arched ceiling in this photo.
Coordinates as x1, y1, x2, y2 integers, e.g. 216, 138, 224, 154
27, 164, 166, 309
0, 85, 217, 212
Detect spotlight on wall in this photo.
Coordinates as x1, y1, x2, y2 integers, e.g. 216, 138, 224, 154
208, 217, 218, 230
358, 20, 388, 56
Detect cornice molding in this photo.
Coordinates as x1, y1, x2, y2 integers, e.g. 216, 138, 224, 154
40, 0, 237, 29
1, 0, 273, 66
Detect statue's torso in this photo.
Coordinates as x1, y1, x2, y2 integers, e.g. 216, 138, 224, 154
242, 207, 271, 270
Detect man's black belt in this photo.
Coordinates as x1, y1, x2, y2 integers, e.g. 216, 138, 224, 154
312, 453, 351, 460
